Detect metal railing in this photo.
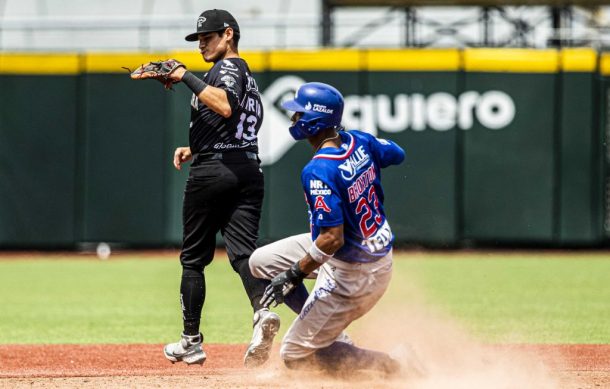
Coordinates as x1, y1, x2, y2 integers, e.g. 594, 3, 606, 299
1, 7, 610, 51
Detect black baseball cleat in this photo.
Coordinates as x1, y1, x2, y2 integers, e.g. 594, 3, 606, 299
244, 308, 281, 367
163, 332, 207, 365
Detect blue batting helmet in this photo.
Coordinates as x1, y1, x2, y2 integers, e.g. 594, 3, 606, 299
281, 82, 344, 140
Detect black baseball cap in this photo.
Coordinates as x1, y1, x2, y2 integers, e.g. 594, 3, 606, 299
185, 9, 240, 42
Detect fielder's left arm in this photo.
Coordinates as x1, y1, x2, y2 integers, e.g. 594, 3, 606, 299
128, 59, 232, 118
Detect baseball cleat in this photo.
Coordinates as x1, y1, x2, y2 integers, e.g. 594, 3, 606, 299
163, 332, 206, 365
244, 308, 280, 368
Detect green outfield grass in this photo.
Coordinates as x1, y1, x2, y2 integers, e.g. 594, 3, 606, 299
0, 252, 608, 344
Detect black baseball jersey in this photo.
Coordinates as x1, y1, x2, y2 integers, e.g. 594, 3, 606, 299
188, 58, 263, 155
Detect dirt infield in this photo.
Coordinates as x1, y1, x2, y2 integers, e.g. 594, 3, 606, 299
0, 344, 608, 388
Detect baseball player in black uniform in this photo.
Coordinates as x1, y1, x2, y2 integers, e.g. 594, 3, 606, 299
160, 9, 280, 367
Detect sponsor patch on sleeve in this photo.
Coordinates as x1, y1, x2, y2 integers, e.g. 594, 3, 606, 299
309, 179, 332, 196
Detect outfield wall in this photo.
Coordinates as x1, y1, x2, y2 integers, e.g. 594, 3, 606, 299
0, 49, 607, 248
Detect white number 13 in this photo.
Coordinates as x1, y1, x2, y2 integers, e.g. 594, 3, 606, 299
236, 113, 257, 141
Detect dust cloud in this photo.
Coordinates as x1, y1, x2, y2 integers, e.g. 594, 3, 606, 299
351, 281, 560, 389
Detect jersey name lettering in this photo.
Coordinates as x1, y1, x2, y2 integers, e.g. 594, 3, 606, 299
347, 165, 377, 203
246, 96, 262, 117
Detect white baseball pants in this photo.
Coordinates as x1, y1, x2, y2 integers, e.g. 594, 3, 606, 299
250, 233, 393, 360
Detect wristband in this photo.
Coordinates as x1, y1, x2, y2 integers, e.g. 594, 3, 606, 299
308, 241, 333, 264
290, 261, 308, 281
181, 71, 208, 95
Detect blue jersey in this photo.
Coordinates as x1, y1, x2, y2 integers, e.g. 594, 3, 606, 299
301, 130, 405, 263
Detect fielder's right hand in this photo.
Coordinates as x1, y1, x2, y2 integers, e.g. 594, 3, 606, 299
173, 147, 192, 170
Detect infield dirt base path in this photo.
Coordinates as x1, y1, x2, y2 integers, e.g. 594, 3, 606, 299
0, 344, 608, 388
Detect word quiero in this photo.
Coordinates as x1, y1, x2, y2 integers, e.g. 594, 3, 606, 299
343, 91, 515, 132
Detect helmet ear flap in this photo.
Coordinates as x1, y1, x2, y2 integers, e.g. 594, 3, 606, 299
310, 121, 324, 134
297, 119, 310, 132
306, 119, 320, 134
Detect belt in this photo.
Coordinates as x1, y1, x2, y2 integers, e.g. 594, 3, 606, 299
193, 151, 258, 164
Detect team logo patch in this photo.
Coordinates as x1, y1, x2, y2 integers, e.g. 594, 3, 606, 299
197, 17, 206, 27
221, 75, 236, 88
338, 145, 371, 180
314, 196, 331, 212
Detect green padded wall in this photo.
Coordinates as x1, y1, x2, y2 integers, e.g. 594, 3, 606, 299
80, 74, 168, 244
0, 76, 77, 246
462, 73, 556, 242
559, 72, 601, 244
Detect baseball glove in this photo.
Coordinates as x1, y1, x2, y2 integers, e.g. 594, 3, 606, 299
128, 59, 186, 89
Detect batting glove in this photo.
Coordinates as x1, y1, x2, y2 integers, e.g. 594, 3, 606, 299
260, 261, 308, 308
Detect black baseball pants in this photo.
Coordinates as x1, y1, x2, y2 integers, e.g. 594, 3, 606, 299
179, 152, 268, 335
